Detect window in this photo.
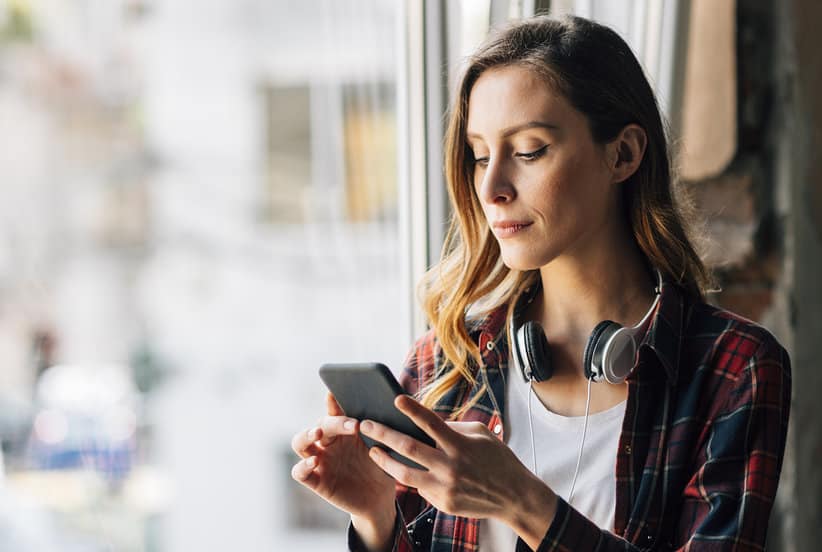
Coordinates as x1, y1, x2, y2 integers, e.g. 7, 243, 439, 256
0, 1, 410, 551
261, 84, 312, 223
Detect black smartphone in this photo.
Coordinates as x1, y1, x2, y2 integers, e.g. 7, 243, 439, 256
318, 362, 436, 470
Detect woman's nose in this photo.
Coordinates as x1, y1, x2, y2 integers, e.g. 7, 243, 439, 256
477, 158, 516, 205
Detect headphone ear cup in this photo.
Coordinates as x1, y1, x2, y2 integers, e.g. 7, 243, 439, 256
583, 320, 620, 381
521, 321, 553, 382
600, 328, 639, 384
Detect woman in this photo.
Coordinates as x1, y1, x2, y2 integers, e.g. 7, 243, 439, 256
291, 15, 791, 551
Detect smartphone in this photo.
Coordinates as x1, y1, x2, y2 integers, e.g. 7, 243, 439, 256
318, 362, 435, 470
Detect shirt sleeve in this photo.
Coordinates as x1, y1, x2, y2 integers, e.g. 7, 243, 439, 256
347, 331, 439, 552
347, 502, 419, 552
672, 335, 791, 549
524, 335, 791, 552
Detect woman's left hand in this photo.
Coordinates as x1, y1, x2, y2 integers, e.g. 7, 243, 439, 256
359, 394, 557, 530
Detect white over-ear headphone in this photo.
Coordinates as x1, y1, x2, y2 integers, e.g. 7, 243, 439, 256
510, 271, 662, 384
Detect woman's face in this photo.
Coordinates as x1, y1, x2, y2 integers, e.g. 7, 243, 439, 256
466, 65, 621, 271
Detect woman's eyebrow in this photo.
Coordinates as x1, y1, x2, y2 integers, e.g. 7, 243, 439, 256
466, 120, 559, 141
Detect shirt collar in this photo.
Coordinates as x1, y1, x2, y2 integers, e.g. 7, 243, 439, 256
638, 272, 689, 385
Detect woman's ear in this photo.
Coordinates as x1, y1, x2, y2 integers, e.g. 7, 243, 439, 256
608, 124, 647, 183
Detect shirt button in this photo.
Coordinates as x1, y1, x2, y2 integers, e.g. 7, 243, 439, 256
624, 444, 632, 454
486, 340, 495, 350
493, 423, 502, 435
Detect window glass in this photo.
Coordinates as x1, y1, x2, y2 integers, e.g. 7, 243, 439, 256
0, 1, 407, 550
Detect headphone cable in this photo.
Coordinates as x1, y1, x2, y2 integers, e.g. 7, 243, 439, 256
527, 381, 537, 474
526, 376, 593, 505
567, 377, 593, 505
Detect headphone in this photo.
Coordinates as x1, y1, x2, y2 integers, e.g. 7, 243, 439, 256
510, 272, 662, 385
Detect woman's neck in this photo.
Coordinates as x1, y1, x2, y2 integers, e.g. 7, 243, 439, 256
533, 232, 656, 351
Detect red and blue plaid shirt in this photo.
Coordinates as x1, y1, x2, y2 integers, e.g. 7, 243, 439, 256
349, 276, 791, 551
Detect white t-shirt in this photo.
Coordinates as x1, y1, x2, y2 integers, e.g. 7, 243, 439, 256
479, 366, 626, 551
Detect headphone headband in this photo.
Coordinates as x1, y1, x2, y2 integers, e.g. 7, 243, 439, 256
511, 270, 663, 384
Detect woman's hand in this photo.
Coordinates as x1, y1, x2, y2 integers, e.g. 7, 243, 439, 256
291, 392, 397, 548
360, 395, 557, 549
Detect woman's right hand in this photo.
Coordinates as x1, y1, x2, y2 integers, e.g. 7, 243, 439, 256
291, 392, 397, 524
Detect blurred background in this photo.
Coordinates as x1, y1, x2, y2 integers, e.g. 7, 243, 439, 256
0, 0, 819, 551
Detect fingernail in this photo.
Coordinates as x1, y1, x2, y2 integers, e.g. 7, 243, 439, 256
343, 419, 355, 431
307, 428, 316, 440
361, 420, 373, 433
306, 456, 316, 468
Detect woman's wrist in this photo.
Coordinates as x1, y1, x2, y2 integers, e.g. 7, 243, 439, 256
503, 472, 558, 550
351, 506, 397, 552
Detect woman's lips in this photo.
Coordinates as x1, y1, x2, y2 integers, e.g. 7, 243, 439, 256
492, 221, 533, 238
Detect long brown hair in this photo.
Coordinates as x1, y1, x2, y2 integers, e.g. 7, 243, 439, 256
418, 15, 711, 412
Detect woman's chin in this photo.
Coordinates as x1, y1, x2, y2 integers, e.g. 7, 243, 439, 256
499, 250, 549, 272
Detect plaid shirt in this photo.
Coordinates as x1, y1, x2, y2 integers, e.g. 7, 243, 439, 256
348, 277, 791, 551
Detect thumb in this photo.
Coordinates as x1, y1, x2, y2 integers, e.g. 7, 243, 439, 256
326, 392, 345, 416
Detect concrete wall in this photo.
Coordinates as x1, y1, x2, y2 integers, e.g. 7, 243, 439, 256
683, 1, 822, 549
776, 0, 822, 549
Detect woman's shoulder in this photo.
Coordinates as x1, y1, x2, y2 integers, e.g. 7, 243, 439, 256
682, 299, 791, 383
404, 327, 440, 373
408, 303, 509, 355
399, 303, 510, 393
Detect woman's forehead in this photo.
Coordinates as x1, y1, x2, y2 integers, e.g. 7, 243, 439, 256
465, 67, 575, 141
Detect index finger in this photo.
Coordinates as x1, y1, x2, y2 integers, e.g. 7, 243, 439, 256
394, 395, 456, 449
326, 392, 344, 416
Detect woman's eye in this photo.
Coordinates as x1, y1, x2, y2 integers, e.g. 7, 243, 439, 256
472, 154, 489, 167
516, 145, 548, 161
471, 145, 546, 167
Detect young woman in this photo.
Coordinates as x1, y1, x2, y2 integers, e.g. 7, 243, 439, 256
291, 15, 791, 552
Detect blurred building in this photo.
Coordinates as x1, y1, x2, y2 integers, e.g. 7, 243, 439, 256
1, 0, 406, 550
